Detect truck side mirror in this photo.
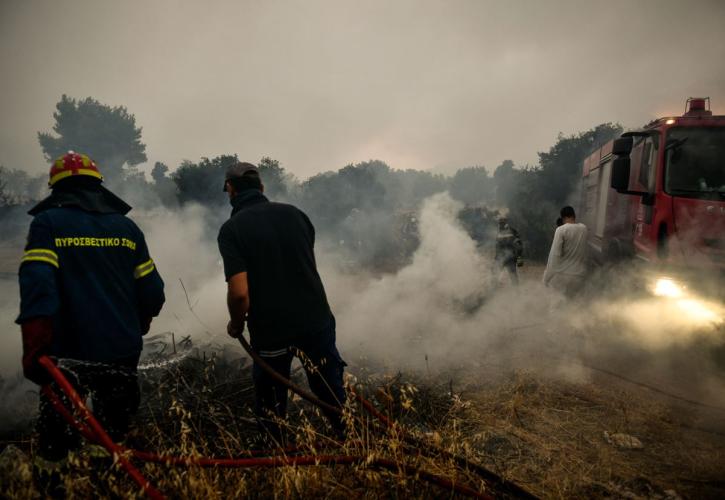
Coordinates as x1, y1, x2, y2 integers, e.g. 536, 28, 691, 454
611, 157, 631, 191
612, 137, 633, 156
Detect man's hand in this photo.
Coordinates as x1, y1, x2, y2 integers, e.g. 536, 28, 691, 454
227, 319, 245, 339
226, 272, 249, 340
21, 317, 53, 385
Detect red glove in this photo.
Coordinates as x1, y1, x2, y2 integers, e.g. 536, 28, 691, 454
21, 317, 53, 385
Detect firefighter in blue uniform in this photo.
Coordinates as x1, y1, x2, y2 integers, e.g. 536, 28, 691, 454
218, 162, 346, 443
17, 152, 165, 462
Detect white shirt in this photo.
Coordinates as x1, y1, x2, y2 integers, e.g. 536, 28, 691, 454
543, 222, 588, 284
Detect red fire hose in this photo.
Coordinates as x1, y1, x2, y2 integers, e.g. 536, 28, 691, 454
132, 450, 489, 497
236, 336, 537, 500
41, 386, 319, 461
38, 357, 165, 500
38, 355, 494, 499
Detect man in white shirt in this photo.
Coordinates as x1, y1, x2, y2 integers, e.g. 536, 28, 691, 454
543, 206, 588, 298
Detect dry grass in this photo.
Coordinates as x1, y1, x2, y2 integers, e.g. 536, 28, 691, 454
446, 367, 725, 499
2, 344, 725, 499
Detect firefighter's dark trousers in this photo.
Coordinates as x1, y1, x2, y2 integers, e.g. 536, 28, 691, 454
497, 258, 519, 285
252, 319, 346, 442
36, 359, 140, 461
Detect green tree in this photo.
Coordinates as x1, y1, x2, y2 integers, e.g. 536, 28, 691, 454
172, 154, 239, 206
537, 123, 622, 206
38, 95, 147, 185
151, 162, 177, 207
0, 166, 9, 207
0, 166, 45, 205
504, 166, 558, 260
299, 160, 390, 230
449, 166, 494, 205
493, 123, 623, 260
258, 156, 289, 199
388, 169, 447, 209
492, 160, 516, 206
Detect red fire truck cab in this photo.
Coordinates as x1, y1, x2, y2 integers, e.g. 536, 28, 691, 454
580, 98, 725, 294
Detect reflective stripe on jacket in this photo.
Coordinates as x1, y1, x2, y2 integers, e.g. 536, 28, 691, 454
17, 206, 165, 363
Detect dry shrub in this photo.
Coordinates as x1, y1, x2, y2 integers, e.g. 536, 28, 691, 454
2, 345, 725, 499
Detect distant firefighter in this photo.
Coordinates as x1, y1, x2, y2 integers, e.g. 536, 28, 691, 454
495, 216, 523, 285
16, 152, 166, 463
218, 162, 346, 443
543, 206, 588, 299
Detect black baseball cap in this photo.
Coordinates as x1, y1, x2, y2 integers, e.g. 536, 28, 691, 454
223, 162, 259, 192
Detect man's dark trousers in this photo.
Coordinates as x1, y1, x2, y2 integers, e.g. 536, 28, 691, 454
37, 360, 140, 460
252, 318, 346, 441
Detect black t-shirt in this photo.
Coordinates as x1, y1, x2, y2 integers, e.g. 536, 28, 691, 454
217, 190, 332, 350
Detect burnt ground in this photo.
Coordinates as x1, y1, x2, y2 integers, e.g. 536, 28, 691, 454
2, 335, 724, 498
1, 257, 724, 498
432, 365, 725, 499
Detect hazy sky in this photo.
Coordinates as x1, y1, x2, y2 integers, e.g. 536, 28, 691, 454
1, 0, 724, 179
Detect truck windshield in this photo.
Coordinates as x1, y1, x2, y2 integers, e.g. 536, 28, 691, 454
665, 127, 725, 200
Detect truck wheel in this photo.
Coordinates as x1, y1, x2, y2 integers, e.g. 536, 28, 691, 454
657, 224, 669, 259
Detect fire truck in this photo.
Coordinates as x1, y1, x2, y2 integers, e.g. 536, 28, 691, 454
580, 97, 725, 298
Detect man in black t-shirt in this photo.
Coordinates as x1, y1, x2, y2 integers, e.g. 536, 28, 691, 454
217, 162, 346, 441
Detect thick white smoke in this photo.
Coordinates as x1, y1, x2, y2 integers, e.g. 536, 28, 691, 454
1, 192, 724, 432
0, 279, 23, 377
133, 204, 228, 343
326, 193, 493, 367
321, 192, 725, 408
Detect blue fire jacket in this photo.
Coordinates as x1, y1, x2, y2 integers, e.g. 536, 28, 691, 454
16, 204, 165, 364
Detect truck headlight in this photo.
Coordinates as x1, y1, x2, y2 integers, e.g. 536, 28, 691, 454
676, 299, 722, 325
651, 277, 723, 326
652, 277, 685, 298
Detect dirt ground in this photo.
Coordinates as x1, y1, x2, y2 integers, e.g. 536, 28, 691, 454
465, 263, 725, 498
435, 365, 725, 499
1, 258, 724, 498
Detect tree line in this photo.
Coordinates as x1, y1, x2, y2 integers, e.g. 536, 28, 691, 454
0, 95, 622, 265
